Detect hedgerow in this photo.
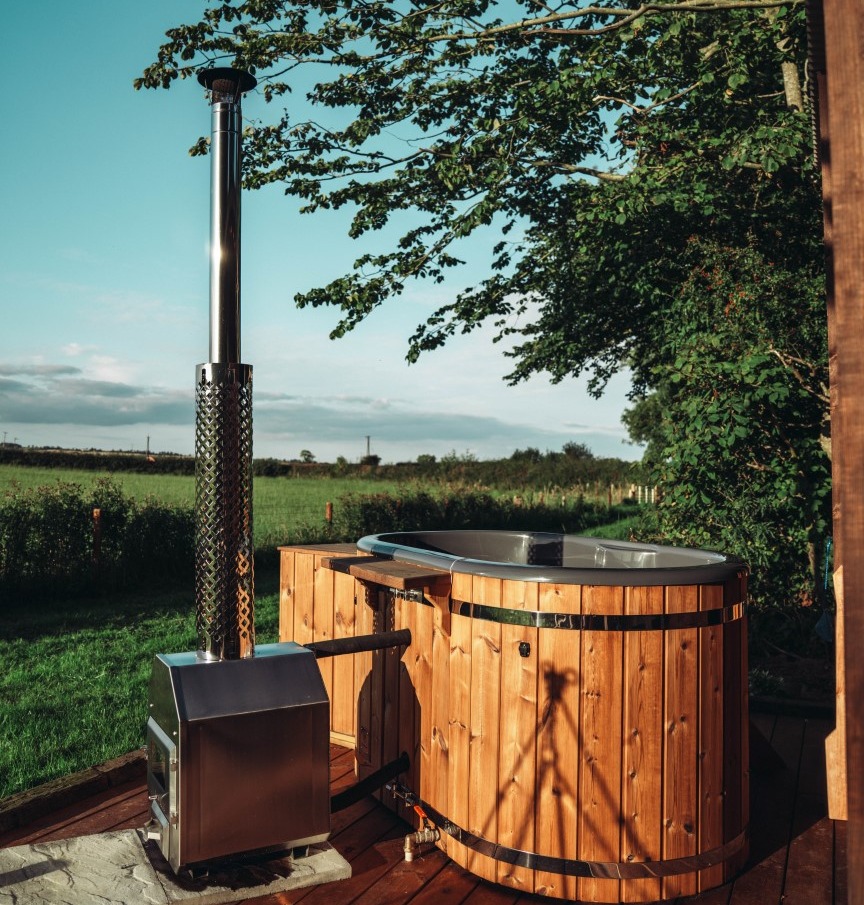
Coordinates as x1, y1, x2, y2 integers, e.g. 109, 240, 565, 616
290, 488, 629, 544
0, 477, 633, 600
0, 479, 193, 600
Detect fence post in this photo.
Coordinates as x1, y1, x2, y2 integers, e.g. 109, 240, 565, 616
92, 507, 102, 576
325, 501, 333, 524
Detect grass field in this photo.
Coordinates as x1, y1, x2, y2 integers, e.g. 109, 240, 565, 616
0, 566, 282, 800
0, 464, 641, 799
0, 464, 626, 552
0, 465, 414, 550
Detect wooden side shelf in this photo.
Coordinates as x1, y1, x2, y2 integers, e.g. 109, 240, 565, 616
321, 554, 450, 591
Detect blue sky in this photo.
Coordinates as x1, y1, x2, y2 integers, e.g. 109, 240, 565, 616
0, 2, 639, 464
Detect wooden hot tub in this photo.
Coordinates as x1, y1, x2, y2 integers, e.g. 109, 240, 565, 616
279, 532, 749, 903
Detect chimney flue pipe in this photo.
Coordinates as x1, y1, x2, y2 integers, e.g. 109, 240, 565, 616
194, 68, 257, 662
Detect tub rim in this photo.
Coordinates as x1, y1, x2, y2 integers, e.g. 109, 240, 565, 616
357, 529, 748, 587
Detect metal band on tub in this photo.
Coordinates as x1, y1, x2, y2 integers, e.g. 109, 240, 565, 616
391, 784, 747, 879
447, 599, 745, 631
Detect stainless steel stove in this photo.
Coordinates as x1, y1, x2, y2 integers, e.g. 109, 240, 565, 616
145, 68, 331, 874
146, 643, 330, 873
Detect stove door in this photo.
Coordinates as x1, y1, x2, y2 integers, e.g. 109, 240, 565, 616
146, 717, 179, 869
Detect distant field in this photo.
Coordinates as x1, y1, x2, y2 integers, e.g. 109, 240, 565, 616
0, 464, 639, 554
0, 465, 197, 506
0, 465, 411, 549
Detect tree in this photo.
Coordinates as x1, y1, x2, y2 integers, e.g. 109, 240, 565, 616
299, 449, 315, 463
627, 238, 830, 617
138, 1, 813, 380
562, 442, 594, 461
139, 1, 827, 611
510, 447, 543, 464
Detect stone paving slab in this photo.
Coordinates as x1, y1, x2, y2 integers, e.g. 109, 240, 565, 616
0, 829, 351, 904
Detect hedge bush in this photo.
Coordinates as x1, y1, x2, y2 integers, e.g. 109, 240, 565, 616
0, 479, 193, 600
0, 445, 640, 488
0, 481, 630, 600
293, 488, 626, 544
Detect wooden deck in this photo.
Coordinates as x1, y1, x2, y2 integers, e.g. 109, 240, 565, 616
0, 712, 844, 905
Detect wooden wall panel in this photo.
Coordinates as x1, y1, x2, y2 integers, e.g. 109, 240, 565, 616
820, 2, 864, 892
330, 571, 357, 741
292, 551, 315, 646
447, 572, 474, 869
381, 591, 400, 809
413, 596, 435, 827
312, 555, 335, 710
278, 548, 296, 643
698, 584, 725, 892
429, 581, 452, 857
535, 583, 580, 902
466, 576, 503, 882
396, 594, 420, 816
349, 580, 388, 792
662, 585, 699, 900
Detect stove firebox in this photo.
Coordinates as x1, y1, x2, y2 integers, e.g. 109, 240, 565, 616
146, 643, 330, 873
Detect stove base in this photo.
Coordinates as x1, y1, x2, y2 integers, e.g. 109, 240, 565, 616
0, 829, 350, 905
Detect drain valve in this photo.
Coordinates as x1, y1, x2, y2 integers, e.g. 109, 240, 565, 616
403, 825, 440, 862
385, 781, 442, 860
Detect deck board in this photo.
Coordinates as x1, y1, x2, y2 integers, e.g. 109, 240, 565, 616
0, 718, 846, 905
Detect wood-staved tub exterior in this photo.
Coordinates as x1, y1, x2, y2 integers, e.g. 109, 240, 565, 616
279, 544, 749, 903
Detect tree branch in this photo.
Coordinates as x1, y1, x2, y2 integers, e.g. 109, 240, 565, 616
593, 80, 702, 115
768, 347, 830, 404
421, 0, 805, 42
531, 159, 628, 181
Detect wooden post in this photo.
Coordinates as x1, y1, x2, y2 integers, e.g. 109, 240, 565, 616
91, 508, 102, 576
820, 0, 864, 896
325, 501, 333, 524
813, 4, 847, 820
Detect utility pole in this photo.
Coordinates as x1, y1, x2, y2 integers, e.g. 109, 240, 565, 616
365, 435, 371, 458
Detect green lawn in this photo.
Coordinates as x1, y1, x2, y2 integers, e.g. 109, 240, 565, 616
0, 566, 281, 800
1, 516, 639, 800
0, 465, 196, 504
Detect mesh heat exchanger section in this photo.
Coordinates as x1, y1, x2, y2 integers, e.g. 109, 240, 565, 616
194, 362, 254, 660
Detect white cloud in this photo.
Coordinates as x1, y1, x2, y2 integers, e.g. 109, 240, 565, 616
62, 342, 96, 357
0, 355, 639, 462
87, 355, 138, 384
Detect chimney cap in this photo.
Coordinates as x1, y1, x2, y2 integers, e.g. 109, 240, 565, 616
198, 67, 257, 98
